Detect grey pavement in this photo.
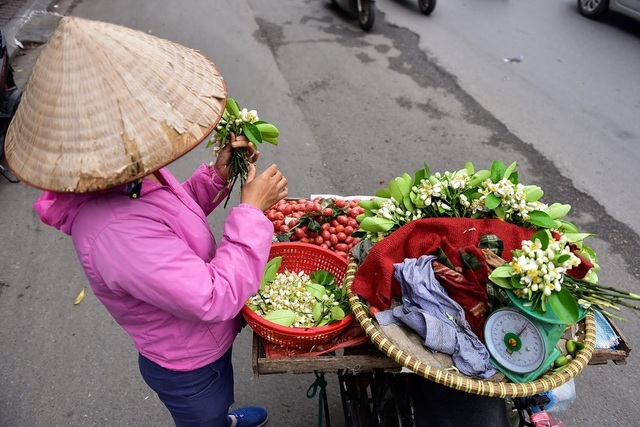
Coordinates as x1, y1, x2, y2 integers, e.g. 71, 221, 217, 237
1, 0, 61, 60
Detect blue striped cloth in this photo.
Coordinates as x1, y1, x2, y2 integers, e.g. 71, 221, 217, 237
375, 255, 498, 379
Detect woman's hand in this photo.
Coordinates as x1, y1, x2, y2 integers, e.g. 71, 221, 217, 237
213, 134, 258, 181
241, 164, 288, 211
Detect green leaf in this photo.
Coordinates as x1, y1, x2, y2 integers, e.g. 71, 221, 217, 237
485, 193, 501, 210
307, 218, 322, 232
242, 122, 262, 147
312, 302, 323, 322
310, 270, 336, 287
376, 188, 391, 198
488, 275, 514, 289
562, 232, 593, 244
225, 98, 241, 118
490, 264, 514, 278
262, 135, 279, 146
546, 203, 571, 220
557, 219, 579, 233
547, 288, 581, 324
330, 306, 346, 321
359, 217, 395, 232
317, 317, 331, 326
358, 199, 377, 210
263, 309, 296, 326
374, 198, 389, 208
526, 211, 557, 229
465, 162, 475, 175
503, 161, 517, 181
531, 229, 550, 249
414, 166, 428, 186
523, 185, 544, 202
260, 256, 282, 290
255, 122, 279, 138
389, 177, 411, 202
491, 161, 506, 182
556, 254, 571, 264
403, 195, 415, 213
305, 283, 327, 300
468, 169, 491, 187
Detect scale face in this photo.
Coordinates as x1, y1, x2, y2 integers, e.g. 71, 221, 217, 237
484, 307, 561, 383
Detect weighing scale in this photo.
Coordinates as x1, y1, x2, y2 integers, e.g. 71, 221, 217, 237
483, 292, 585, 383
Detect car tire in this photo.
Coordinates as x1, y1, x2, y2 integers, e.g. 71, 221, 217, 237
577, 0, 609, 18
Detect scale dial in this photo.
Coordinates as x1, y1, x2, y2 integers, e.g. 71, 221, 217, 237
484, 308, 547, 374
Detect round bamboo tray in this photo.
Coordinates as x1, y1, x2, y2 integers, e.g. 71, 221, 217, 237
344, 259, 596, 398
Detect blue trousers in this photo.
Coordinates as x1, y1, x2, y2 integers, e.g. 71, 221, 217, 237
138, 348, 234, 427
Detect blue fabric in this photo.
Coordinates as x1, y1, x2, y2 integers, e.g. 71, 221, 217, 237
375, 255, 498, 378
138, 348, 234, 427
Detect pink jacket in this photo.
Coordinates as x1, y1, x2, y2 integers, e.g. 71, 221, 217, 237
34, 164, 273, 371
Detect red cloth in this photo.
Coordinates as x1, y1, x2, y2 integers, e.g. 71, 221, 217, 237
351, 218, 538, 311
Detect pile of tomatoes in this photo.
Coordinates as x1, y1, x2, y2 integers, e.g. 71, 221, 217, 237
265, 197, 366, 259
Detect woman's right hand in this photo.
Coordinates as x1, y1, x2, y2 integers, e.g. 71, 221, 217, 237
240, 164, 288, 211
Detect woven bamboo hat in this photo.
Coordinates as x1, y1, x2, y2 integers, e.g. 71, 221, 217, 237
5, 16, 227, 193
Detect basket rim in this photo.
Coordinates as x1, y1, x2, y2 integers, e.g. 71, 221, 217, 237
242, 305, 355, 336
243, 241, 353, 338
345, 258, 596, 398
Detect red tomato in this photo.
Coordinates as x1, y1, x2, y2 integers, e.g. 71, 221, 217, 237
329, 234, 339, 246
337, 232, 347, 242
321, 222, 331, 231
343, 225, 354, 236
295, 228, 306, 238
315, 236, 324, 245
266, 211, 277, 221
279, 225, 290, 233
322, 208, 333, 217
313, 202, 322, 212
336, 215, 348, 225
321, 230, 331, 240
345, 236, 354, 245
275, 212, 285, 221
335, 224, 345, 233
288, 219, 297, 228
335, 199, 346, 208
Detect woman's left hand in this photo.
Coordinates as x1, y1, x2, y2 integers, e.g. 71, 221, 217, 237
213, 134, 259, 181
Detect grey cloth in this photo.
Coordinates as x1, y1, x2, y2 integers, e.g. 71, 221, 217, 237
375, 255, 498, 379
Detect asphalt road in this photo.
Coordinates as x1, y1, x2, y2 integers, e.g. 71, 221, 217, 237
1, 0, 639, 426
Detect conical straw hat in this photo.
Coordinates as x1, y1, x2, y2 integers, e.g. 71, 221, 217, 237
5, 16, 226, 193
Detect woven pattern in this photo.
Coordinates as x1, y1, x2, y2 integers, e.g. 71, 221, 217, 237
242, 242, 354, 348
5, 16, 226, 193
345, 259, 596, 398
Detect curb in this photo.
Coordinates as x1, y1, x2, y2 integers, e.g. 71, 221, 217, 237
3, 0, 62, 61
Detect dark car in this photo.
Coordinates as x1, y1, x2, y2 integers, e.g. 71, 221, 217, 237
578, 0, 640, 20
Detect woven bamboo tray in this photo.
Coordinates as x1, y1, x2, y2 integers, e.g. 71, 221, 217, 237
344, 259, 596, 398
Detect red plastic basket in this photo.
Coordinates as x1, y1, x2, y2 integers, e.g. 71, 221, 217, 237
242, 242, 355, 348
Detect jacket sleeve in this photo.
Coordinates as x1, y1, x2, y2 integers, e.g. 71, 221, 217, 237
89, 204, 272, 323
181, 163, 231, 215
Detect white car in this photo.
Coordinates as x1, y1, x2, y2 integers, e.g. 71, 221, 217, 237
578, 0, 640, 20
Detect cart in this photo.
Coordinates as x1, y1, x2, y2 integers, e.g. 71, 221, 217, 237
250, 295, 631, 426
255, 197, 631, 426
